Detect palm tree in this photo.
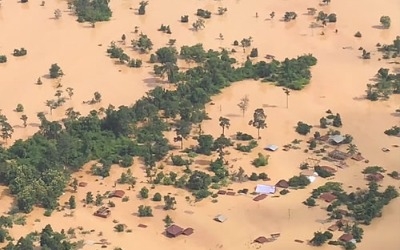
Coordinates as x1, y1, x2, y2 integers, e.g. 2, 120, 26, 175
283, 88, 291, 108
160, 62, 179, 83
347, 144, 358, 155
219, 117, 230, 136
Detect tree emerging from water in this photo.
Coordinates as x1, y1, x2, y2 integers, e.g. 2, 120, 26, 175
73, 0, 112, 23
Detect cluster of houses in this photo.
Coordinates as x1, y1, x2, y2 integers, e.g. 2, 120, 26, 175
93, 190, 126, 218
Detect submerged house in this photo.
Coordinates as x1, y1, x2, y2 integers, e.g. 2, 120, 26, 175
166, 224, 184, 238
94, 207, 111, 218
255, 184, 276, 194
109, 190, 125, 198
328, 150, 349, 161
214, 214, 227, 223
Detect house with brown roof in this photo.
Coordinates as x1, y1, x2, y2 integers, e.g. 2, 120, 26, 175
320, 192, 337, 203
275, 179, 289, 188
336, 209, 349, 216
328, 150, 349, 161
366, 173, 384, 182
319, 166, 337, 174
328, 224, 339, 231
254, 236, 275, 244
253, 194, 267, 201
109, 190, 125, 198
339, 233, 353, 242
94, 207, 111, 218
166, 224, 184, 237
351, 153, 364, 161
182, 228, 194, 236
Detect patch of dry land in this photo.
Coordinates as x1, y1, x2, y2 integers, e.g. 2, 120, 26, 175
0, 0, 399, 250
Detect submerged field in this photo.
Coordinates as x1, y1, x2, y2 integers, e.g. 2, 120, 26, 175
0, 0, 399, 250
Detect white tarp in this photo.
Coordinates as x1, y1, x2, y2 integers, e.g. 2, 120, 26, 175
255, 184, 276, 194
307, 176, 317, 183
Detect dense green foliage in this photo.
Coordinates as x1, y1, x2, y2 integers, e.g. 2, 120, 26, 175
310, 182, 398, 225
0, 55, 7, 63
288, 175, 311, 187
295, 121, 312, 135
3, 224, 78, 249
384, 126, 400, 136
73, 0, 112, 23
366, 68, 400, 100
0, 46, 316, 215
12, 48, 27, 57
378, 36, 400, 58
196, 9, 211, 19
380, 16, 391, 28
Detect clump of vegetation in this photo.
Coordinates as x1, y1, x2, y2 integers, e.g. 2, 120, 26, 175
310, 231, 333, 246
316, 11, 337, 24
362, 166, 385, 174
296, 121, 312, 135
171, 155, 191, 166
366, 68, 400, 101
235, 140, 258, 152
49, 63, 63, 78
180, 15, 189, 23
131, 33, 154, 53
314, 166, 334, 178
377, 36, 399, 58
288, 175, 311, 188
252, 153, 269, 167
218, 7, 227, 15
196, 9, 211, 19
192, 18, 205, 31
380, 16, 391, 29
0, 55, 7, 63
283, 12, 297, 22
114, 223, 126, 232
304, 197, 317, 206
128, 59, 143, 68
249, 48, 258, 58
388, 171, 399, 179
138, 205, 153, 217
15, 104, 24, 113
319, 111, 343, 128
235, 132, 254, 141
384, 126, 400, 136
73, 0, 112, 23
152, 192, 162, 201
104, 170, 123, 187
158, 24, 172, 34
262, 54, 317, 89
138, 1, 148, 15
13, 48, 27, 57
